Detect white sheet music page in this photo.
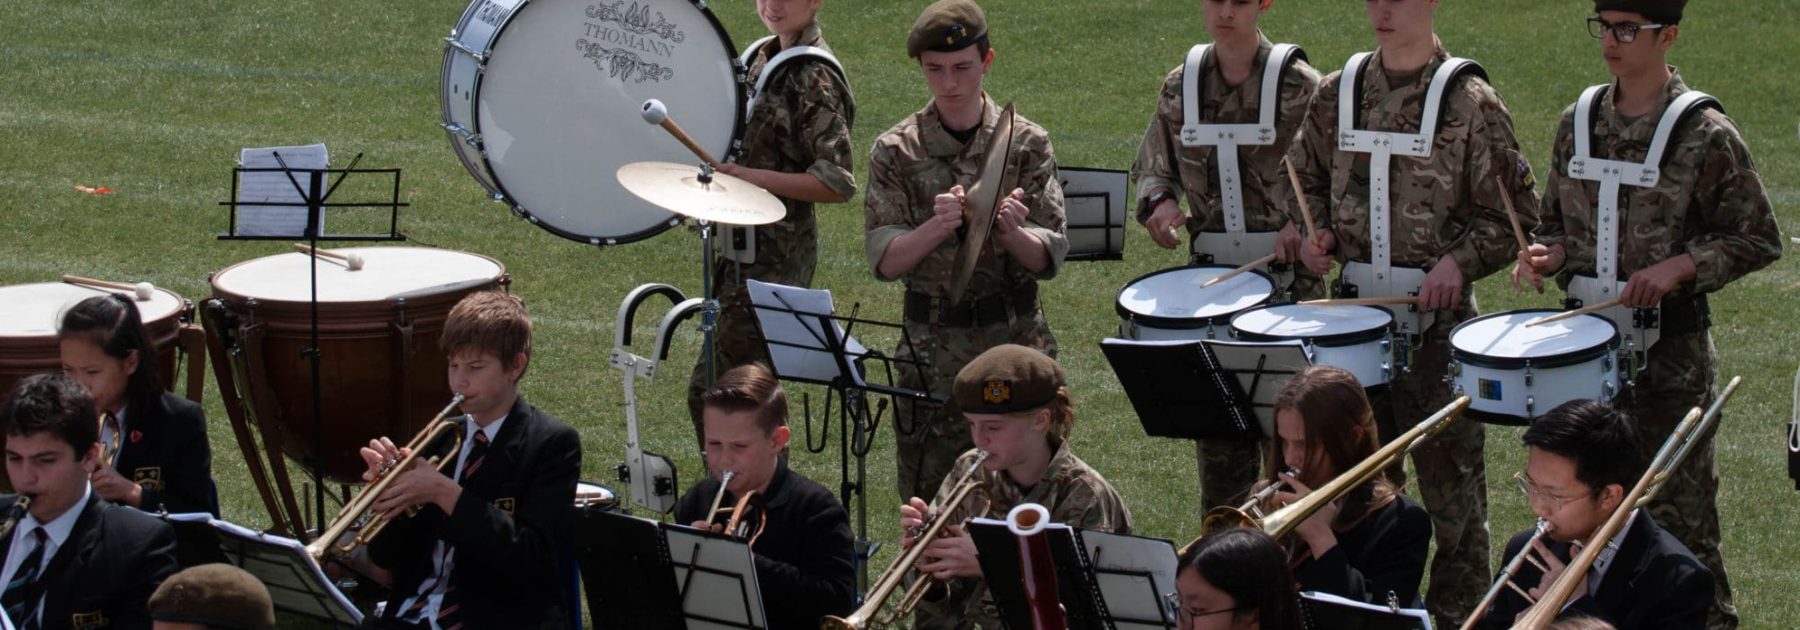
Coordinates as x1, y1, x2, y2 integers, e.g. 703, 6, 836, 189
237, 143, 328, 237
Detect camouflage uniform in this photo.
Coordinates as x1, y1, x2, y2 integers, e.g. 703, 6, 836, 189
864, 95, 1068, 503
1284, 41, 1539, 627
686, 22, 857, 447
1129, 34, 1323, 512
1536, 69, 1782, 630
912, 443, 1132, 630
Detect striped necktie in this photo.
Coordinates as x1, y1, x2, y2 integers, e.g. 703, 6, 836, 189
434, 429, 490, 629
2, 528, 47, 624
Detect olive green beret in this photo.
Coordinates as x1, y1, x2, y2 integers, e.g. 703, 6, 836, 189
1594, 0, 1685, 23
149, 564, 276, 630
907, 0, 988, 58
953, 344, 1064, 414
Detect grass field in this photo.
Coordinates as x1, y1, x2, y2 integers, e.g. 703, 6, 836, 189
3, 0, 1796, 626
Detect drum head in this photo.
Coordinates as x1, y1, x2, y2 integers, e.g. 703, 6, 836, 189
0, 283, 184, 338
1450, 310, 1618, 366
1231, 304, 1392, 346
458, 0, 744, 245
1117, 265, 1273, 324
212, 248, 503, 303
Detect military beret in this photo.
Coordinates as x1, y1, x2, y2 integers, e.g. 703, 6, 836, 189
907, 0, 988, 59
149, 564, 276, 630
953, 344, 1065, 414
1594, 0, 1685, 23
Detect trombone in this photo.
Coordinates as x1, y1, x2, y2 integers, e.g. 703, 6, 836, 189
1503, 376, 1741, 629
822, 451, 990, 630
1189, 396, 1470, 552
305, 394, 466, 562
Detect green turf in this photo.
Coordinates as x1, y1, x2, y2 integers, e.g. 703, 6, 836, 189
3, 0, 1796, 626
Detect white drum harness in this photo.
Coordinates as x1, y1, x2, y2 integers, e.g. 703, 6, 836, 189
1177, 44, 1304, 266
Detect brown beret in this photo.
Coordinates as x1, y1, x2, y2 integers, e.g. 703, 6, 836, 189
149, 564, 276, 630
953, 344, 1064, 414
907, 0, 988, 58
1594, 0, 1686, 23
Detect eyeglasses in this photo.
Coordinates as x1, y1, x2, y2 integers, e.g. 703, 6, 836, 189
1587, 17, 1666, 44
1162, 592, 1244, 626
1514, 471, 1594, 512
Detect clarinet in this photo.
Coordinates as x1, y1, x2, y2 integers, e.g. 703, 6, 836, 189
0, 495, 32, 542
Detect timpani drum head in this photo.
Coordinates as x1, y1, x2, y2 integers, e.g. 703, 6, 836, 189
0, 283, 185, 338
211, 248, 504, 303
442, 0, 745, 246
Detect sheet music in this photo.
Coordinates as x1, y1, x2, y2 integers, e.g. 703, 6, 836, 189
1081, 530, 1180, 630
665, 526, 767, 630
747, 279, 869, 386
1300, 591, 1433, 629
160, 512, 362, 624
237, 143, 328, 237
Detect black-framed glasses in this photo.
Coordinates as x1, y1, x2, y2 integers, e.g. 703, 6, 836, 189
1514, 471, 1595, 513
1162, 591, 1245, 625
1587, 17, 1666, 43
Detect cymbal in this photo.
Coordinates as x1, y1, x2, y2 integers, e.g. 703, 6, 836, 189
615, 161, 785, 226
948, 102, 1019, 304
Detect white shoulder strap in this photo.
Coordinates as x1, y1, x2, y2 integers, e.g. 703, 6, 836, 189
1257, 44, 1304, 129
744, 44, 848, 119
1573, 84, 1608, 161
1572, 85, 1721, 171
1418, 58, 1484, 145
1338, 53, 1484, 153
1179, 44, 1212, 137
1336, 52, 1374, 134
1181, 43, 1304, 146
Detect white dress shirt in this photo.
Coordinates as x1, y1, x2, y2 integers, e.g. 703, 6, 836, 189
396, 414, 505, 628
0, 483, 92, 627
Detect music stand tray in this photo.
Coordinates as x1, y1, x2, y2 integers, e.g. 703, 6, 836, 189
969, 518, 1181, 630
162, 513, 361, 626
577, 511, 684, 630
1300, 591, 1433, 630
1101, 338, 1308, 442
664, 523, 768, 630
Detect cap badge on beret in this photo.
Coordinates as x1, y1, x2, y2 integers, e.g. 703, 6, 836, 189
983, 380, 1011, 405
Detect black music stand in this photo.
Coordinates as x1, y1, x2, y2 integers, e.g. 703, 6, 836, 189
744, 279, 939, 594
1299, 591, 1433, 629
577, 511, 685, 630
214, 145, 406, 537
1059, 167, 1129, 262
163, 513, 363, 626
665, 523, 768, 630
969, 519, 1181, 630
1101, 338, 1306, 442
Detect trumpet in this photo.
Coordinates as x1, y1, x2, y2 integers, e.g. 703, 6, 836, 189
702, 471, 766, 546
305, 394, 465, 562
822, 450, 990, 630
1508, 377, 1741, 629
0, 495, 31, 542
1190, 396, 1470, 552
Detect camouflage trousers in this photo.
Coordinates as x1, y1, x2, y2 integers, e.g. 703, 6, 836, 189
1616, 332, 1736, 630
1367, 306, 1489, 628
686, 256, 815, 450
891, 308, 1058, 503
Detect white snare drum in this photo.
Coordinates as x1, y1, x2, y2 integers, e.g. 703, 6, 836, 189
1230, 304, 1396, 386
442, 0, 745, 245
0, 283, 190, 397
1116, 265, 1273, 341
576, 481, 619, 511
1448, 310, 1621, 424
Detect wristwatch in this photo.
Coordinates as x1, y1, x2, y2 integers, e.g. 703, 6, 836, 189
1145, 189, 1176, 209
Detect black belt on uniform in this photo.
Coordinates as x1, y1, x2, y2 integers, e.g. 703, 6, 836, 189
904, 285, 1039, 327
1658, 293, 1711, 336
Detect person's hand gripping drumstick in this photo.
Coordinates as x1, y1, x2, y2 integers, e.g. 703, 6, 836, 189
640, 99, 720, 168
1283, 157, 1335, 276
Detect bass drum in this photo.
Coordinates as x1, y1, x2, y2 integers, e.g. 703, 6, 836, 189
442, 0, 746, 245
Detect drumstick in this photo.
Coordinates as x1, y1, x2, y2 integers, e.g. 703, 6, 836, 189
1526, 298, 1622, 327
1299, 295, 1420, 307
640, 99, 719, 167
62, 275, 154, 301
1202, 253, 1279, 289
1283, 156, 1318, 242
1496, 175, 1530, 254
292, 243, 366, 271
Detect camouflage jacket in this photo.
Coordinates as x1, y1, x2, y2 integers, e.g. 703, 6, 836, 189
913, 442, 1132, 630
735, 22, 857, 280
864, 95, 1068, 297
1285, 41, 1538, 282
1536, 69, 1782, 295
1131, 34, 1321, 235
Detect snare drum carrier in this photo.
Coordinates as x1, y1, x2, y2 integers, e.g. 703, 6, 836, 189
1562, 85, 1721, 373
1330, 53, 1486, 340
714, 35, 852, 266
1178, 43, 1306, 271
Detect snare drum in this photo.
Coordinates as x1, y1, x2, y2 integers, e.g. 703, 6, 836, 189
204, 247, 507, 483
1230, 304, 1396, 386
576, 481, 619, 511
0, 282, 193, 397
1116, 265, 1273, 340
442, 0, 745, 245
1448, 310, 1621, 424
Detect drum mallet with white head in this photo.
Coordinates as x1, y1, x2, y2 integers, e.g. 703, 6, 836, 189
640, 99, 720, 168
292, 243, 365, 271
62, 275, 154, 301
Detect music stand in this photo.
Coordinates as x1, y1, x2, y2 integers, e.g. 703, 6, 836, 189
1300, 591, 1433, 630
1101, 337, 1306, 442
665, 524, 768, 630
1059, 167, 1128, 262
162, 513, 362, 626
577, 511, 684, 630
744, 279, 938, 593
969, 519, 1180, 630
213, 144, 407, 537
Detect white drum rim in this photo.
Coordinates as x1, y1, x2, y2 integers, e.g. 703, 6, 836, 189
1449, 309, 1619, 369
441, 0, 747, 246
0, 283, 187, 338
1230, 304, 1393, 347
1115, 264, 1275, 328
210, 247, 505, 304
